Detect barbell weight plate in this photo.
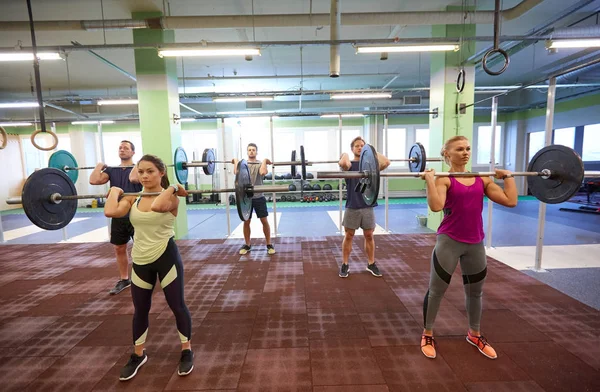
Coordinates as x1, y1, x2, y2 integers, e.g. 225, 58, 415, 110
22, 168, 78, 231
526, 145, 584, 204
174, 147, 189, 184
48, 150, 79, 183
235, 160, 253, 221
291, 150, 297, 178
300, 145, 307, 180
202, 148, 216, 175
408, 142, 427, 173
359, 144, 380, 206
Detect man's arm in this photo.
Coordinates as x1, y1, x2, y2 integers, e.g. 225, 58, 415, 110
89, 163, 109, 185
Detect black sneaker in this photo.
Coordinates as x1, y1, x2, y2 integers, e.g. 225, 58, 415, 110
119, 351, 147, 381
366, 263, 382, 277
239, 244, 251, 255
109, 279, 131, 295
339, 263, 349, 278
178, 349, 194, 376
266, 244, 276, 255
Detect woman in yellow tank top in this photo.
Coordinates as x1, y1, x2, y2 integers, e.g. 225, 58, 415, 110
104, 154, 194, 381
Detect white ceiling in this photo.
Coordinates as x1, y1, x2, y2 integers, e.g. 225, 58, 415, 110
0, 0, 599, 120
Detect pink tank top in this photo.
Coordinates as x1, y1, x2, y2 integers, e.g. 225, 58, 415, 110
437, 176, 485, 244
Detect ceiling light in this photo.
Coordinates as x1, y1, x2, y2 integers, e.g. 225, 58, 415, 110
330, 93, 392, 100
356, 44, 459, 53
179, 118, 197, 122
158, 48, 261, 57
546, 39, 600, 49
0, 122, 33, 126
0, 52, 62, 61
97, 99, 138, 106
216, 110, 276, 115
0, 102, 39, 108
71, 120, 115, 124
320, 114, 365, 118
213, 97, 274, 102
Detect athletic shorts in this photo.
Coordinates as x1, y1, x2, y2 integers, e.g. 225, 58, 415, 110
342, 207, 376, 230
110, 217, 135, 245
249, 196, 269, 219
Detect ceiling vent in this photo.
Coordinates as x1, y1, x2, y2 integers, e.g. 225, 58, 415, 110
80, 104, 100, 114
403, 95, 422, 105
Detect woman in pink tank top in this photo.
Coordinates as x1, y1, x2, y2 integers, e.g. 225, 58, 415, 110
418, 136, 517, 361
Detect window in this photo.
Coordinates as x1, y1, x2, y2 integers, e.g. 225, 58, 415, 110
582, 123, 600, 161
304, 130, 329, 163
415, 128, 429, 153
22, 133, 72, 176
553, 127, 575, 149
341, 129, 362, 157
101, 132, 143, 166
274, 132, 296, 174
181, 131, 219, 161
476, 126, 502, 165
387, 128, 407, 167
234, 118, 271, 161
528, 131, 546, 163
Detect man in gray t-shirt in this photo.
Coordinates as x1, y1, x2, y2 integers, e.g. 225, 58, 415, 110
233, 143, 276, 256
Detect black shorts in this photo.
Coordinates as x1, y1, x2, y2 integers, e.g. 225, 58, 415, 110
110, 217, 135, 246
250, 196, 268, 219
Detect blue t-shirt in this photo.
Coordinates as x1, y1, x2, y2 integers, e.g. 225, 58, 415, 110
345, 160, 377, 209
105, 166, 142, 219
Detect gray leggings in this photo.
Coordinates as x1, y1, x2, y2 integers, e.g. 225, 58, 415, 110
423, 234, 487, 332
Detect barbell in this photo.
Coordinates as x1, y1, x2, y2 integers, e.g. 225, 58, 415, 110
312, 144, 600, 206
5, 160, 290, 230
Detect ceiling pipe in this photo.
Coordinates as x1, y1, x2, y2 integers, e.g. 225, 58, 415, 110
0, 0, 542, 31
329, 0, 341, 78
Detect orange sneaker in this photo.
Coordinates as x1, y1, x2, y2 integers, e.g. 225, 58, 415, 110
420, 334, 437, 359
466, 331, 497, 359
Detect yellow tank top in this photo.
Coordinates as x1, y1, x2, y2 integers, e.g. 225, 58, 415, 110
129, 196, 176, 265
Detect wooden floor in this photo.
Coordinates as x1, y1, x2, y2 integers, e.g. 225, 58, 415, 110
0, 234, 598, 391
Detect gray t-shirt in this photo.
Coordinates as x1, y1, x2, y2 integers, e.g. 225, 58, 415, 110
248, 160, 264, 199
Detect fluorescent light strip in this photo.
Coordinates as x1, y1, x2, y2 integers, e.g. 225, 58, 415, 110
213, 97, 274, 102
179, 118, 197, 122
547, 39, 600, 49
159, 48, 261, 57
71, 120, 115, 125
0, 52, 61, 61
0, 122, 33, 126
0, 102, 39, 108
356, 45, 459, 53
320, 114, 365, 118
330, 93, 392, 100
97, 99, 138, 106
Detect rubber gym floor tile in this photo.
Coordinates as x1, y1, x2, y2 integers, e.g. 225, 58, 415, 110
391, 286, 429, 308
262, 275, 305, 293
25, 346, 128, 392
25, 293, 96, 317
116, 292, 169, 316
310, 338, 385, 386
405, 303, 469, 336
461, 309, 550, 343
258, 292, 307, 315
313, 386, 390, 392
77, 314, 146, 347
92, 350, 181, 391
464, 381, 545, 392
55, 267, 117, 281
544, 330, 600, 371
435, 337, 530, 383
359, 312, 423, 346
308, 308, 367, 340
508, 302, 595, 332
0, 316, 59, 348
69, 295, 133, 317
194, 263, 235, 277
193, 311, 256, 344
61, 278, 118, 295
163, 342, 248, 390
305, 288, 356, 310
237, 348, 312, 391
210, 289, 262, 312
372, 346, 466, 392
500, 341, 600, 392
221, 269, 269, 290
249, 313, 308, 349
0, 355, 60, 392
349, 288, 408, 313
0, 279, 57, 298
132, 317, 190, 353
14, 319, 102, 357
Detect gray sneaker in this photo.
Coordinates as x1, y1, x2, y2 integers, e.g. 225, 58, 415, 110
339, 263, 349, 278
109, 279, 131, 295
119, 351, 147, 381
178, 349, 194, 376
366, 263, 382, 277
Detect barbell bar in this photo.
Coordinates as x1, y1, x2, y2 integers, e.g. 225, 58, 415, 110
314, 144, 600, 206
4, 160, 291, 231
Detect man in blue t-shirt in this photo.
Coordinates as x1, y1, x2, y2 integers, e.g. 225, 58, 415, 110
90, 140, 143, 295
338, 136, 390, 278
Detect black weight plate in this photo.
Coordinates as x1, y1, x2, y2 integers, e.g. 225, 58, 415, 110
174, 147, 189, 184
359, 144, 380, 206
22, 168, 78, 230
527, 145, 584, 204
48, 150, 79, 183
235, 160, 252, 221
291, 150, 297, 178
202, 148, 216, 175
408, 142, 426, 173
300, 146, 307, 180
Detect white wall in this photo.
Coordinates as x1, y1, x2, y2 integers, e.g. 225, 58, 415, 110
0, 134, 26, 211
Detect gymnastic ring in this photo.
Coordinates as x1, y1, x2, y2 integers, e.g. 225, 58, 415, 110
31, 129, 59, 151
456, 68, 466, 93
482, 48, 510, 76
0, 126, 7, 150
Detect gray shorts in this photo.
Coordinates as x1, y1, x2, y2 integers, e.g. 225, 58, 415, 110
342, 207, 376, 231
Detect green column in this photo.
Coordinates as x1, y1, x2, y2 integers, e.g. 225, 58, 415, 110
133, 12, 187, 238
427, 19, 476, 231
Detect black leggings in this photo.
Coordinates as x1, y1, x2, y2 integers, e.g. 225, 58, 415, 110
131, 238, 192, 346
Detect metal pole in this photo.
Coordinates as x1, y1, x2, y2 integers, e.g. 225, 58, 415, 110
96, 122, 111, 238
338, 115, 343, 235
384, 114, 389, 232
486, 96, 498, 249
221, 118, 231, 237
534, 77, 556, 272
0, 214, 5, 243
270, 116, 277, 237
